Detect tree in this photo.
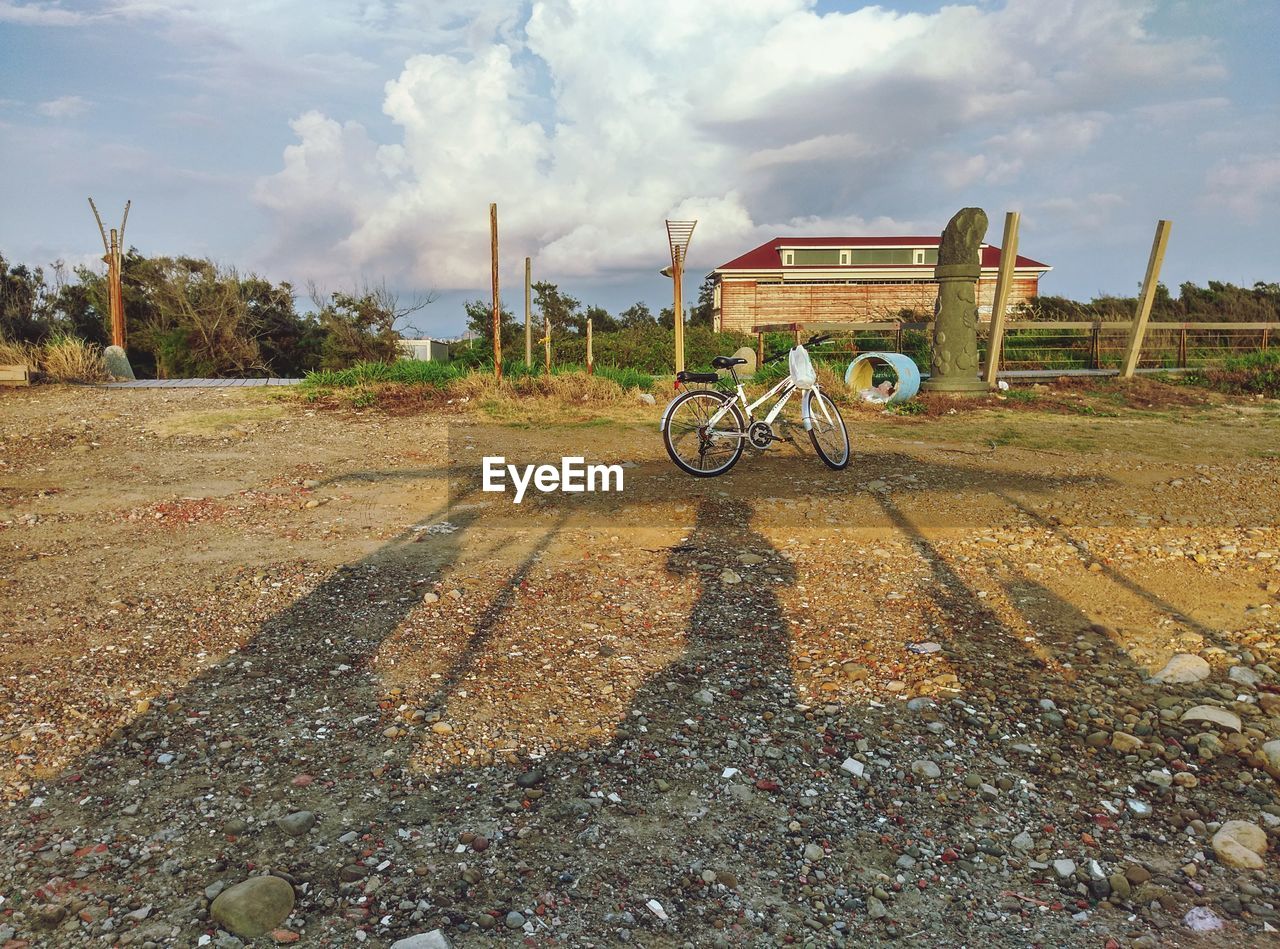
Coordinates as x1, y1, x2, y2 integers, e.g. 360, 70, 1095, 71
689, 275, 716, 328
314, 287, 401, 370
534, 281, 584, 335
463, 298, 519, 347
658, 305, 688, 329
583, 304, 618, 334
0, 253, 54, 342
618, 301, 654, 328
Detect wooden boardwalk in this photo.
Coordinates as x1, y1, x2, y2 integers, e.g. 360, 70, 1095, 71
101, 378, 301, 388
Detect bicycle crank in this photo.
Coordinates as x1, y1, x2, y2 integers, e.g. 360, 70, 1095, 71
747, 420, 778, 450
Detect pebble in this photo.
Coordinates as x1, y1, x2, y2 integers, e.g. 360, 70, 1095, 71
276, 811, 315, 837
1150, 653, 1210, 684
910, 759, 941, 780
389, 931, 453, 949
1110, 731, 1144, 753
1211, 820, 1268, 869
1180, 705, 1242, 732
803, 843, 825, 861
209, 876, 295, 938
504, 911, 526, 930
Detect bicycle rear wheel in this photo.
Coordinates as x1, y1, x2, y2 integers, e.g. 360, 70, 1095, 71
804, 387, 850, 469
662, 390, 746, 477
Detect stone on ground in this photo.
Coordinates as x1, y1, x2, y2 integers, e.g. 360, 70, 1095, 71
1211, 820, 1268, 869
1150, 653, 1210, 684
209, 875, 296, 938
103, 345, 136, 381
390, 932, 453, 949
1180, 705, 1242, 732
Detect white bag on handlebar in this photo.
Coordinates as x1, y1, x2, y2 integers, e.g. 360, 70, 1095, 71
788, 345, 817, 389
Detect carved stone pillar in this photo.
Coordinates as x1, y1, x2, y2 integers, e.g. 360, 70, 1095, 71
922, 207, 988, 394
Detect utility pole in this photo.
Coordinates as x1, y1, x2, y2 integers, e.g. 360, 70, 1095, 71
490, 203, 502, 380
524, 256, 532, 368
89, 198, 130, 349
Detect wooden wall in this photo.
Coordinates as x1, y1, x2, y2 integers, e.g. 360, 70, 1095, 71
718, 276, 1041, 332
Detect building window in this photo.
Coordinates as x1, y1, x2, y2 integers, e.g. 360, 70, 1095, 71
839, 251, 849, 265
848, 248, 915, 265
783, 251, 794, 266
790, 249, 842, 266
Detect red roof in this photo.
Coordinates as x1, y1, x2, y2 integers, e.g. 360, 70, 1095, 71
716, 236, 1049, 271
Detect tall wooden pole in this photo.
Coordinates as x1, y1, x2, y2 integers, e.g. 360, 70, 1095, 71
544, 315, 551, 375
586, 318, 594, 375
490, 203, 501, 380
1120, 220, 1172, 379
524, 256, 532, 368
666, 221, 696, 374
89, 198, 129, 349
982, 211, 1020, 386
109, 228, 125, 348
672, 260, 684, 373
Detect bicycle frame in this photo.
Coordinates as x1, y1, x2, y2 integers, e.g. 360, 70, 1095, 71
658, 373, 830, 439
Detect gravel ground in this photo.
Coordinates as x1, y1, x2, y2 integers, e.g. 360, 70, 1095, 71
1, 383, 1279, 948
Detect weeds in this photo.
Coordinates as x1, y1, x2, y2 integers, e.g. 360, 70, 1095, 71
0, 332, 106, 382
1186, 348, 1280, 397
40, 333, 108, 383
0, 335, 37, 369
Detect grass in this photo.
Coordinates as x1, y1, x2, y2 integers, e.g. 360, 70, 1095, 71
303, 360, 466, 388
40, 333, 108, 383
302, 359, 655, 394
0, 333, 107, 383
1185, 348, 1280, 397
0, 335, 37, 369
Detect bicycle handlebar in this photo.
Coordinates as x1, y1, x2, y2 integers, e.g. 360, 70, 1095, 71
762, 333, 835, 363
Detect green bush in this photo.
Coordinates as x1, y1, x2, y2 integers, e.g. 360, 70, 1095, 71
303, 360, 465, 388
1187, 348, 1280, 397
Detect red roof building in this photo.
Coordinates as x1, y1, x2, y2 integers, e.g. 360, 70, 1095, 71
711, 236, 1051, 332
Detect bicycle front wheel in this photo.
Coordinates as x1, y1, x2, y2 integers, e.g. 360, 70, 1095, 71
662, 390, 746, 477
804, 388, 850, 470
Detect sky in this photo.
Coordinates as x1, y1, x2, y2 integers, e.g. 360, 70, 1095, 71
1, 0, 1277, 337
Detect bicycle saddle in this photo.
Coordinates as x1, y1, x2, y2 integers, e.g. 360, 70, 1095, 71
711, 356, 748, 369
676, 370, 719, 384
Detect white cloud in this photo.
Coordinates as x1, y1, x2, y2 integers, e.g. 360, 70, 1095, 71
1204, 154, 1280, 221
0, 1, 87, 26
252, 0, 1222, 290
37, 94, 90, 118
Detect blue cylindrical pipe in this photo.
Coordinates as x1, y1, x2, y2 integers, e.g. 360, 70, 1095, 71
844, 352, 922, 403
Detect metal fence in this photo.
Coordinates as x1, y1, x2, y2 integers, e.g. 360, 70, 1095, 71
752, 319, 1277, 376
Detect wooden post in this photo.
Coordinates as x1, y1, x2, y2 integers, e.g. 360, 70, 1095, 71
1121, 219, 1172, 378
1263, 327, 1270, 350
90, 198, 129, 349
982, 211, 1020, 386
524, 256, 532, 368
490, 203, 501, 380
544, 317, 551, 375
108, 228, 125, 349
756, 332, 764, 369
586, 318, 594, 375
1178, 325, 1188, 368
665, 221, 695, 374
1090, 320, 1101, 369
672, 259, 684, 373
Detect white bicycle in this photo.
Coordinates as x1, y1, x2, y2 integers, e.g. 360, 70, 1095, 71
660, 334, 850, 477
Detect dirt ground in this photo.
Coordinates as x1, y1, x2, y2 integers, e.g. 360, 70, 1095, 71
1, 380, 1278, 948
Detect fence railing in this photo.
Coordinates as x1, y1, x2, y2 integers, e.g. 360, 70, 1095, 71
750, 319, 1278, 375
